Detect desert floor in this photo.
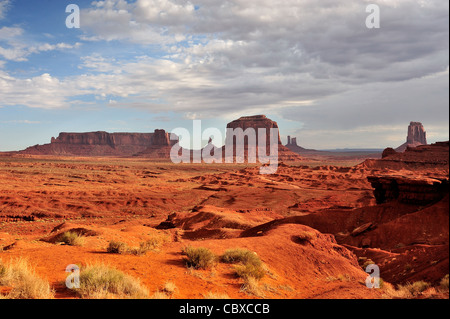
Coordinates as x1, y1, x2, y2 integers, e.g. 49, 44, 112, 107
0, 155, 448, 299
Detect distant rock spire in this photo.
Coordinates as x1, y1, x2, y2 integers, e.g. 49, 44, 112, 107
406, 122, 427, 145
395, 122, 427, 152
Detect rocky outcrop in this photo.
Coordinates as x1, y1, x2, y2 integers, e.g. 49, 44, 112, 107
395, 122, 427, 152
381, 147, 397, 159
367, 175, 449, 205
222, 115, 302, 162
363, 141, 449, 205
361, 141, 449, 171
285, 136, 309, 153
20, 130, 175, 157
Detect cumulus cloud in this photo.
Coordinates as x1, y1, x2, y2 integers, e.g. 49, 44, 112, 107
0, 0, 448, 147
0, 26, 81, 62
76, 0, 448, 107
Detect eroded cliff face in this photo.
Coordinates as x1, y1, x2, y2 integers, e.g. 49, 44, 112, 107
52, 132, 154, 147
21, 130, 174, 157
364, 141, 449, 205
367, 175, 449, 205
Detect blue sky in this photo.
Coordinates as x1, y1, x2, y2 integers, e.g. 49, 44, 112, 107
0, 0, 448, 151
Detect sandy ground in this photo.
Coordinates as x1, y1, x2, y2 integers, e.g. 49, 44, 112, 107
0, 155, 447, 299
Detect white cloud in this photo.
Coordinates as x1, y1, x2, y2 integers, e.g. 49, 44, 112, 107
0, 26, 81, 62
0, 0, 9, 20
0, 0, 448, 148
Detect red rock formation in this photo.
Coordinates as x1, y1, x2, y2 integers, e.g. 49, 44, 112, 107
285, 135, 309, 153
361, 141, 449, 171
20, 130, 174, 157
395, 122, 427, 152
363, 141, 449, 204
222, 115, 302, 162
367, 175, 449, 205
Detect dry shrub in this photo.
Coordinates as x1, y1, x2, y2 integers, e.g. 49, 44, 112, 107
107, 235, 169, 256
221, 248, 262, 266
57, 231, 85, 246
382, 280, 432, 299
221, 248, 265, 280
240, 277, 266, 298
440, 274, 449, 291
161, 281, 178, 295
234, 262, 265, 280
106, 241, 129, 254
77, 263, 149, 299
0, 258, 54, 299
183, 246, 216, 270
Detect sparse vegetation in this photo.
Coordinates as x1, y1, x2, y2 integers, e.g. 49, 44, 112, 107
149, 281, 178, 299
221, 248, 262, 266
106, 240, 129, 254
203, 291, 230, 299
440, 274, 449, 291
56, 231, 85, 246
382, 280, 432, 299
107, 235, 168, 256
240, 277, 266, 298
161, 281, 178, 296
401, 281, 431, 295
359, 258, 376, 270
326, 274, 350, 282
0, 258, 54, 299
234, 262, 266, 280
182, 246, 216, 269
221, 248, 265, 280
76, 263, 149, 299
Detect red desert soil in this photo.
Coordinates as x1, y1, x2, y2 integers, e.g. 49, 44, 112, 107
0, 145, 448, 299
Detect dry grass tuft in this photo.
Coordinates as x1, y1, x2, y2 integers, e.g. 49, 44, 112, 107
0, 258, 54, 299
56, 231, 85, 246
76, 263, 149, 299
182, 246, 216, 270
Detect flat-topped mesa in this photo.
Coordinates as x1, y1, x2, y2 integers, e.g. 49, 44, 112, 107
21, 130, 174, 157
395, 122, 427, 152
51, 131, 154, 147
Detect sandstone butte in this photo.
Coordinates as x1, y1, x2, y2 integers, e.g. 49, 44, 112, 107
395, 121, 428, 152
18, 115, 302, 162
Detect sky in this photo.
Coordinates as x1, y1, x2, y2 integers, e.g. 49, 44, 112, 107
0, 0, 448, 151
